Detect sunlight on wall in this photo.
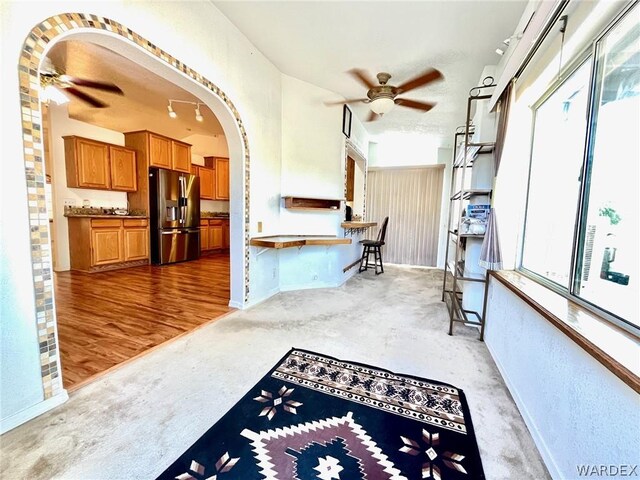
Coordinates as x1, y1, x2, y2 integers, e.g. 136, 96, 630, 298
368, 132, 439, 168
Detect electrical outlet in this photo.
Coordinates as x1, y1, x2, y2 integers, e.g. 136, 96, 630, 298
257, 221, 263, 233
63, 198, 76, 207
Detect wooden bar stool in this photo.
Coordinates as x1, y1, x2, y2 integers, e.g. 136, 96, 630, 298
358, 217, 389, 275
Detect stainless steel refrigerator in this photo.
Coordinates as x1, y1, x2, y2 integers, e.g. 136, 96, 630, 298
149, 168, 200, 265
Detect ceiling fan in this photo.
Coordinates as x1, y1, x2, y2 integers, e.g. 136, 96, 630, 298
330, 68, 444, 121
39, 58, 124, 108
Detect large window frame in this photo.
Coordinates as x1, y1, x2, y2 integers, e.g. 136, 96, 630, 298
519, 3, 639, 335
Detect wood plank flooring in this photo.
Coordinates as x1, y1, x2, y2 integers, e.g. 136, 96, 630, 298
54, 253, 232, 390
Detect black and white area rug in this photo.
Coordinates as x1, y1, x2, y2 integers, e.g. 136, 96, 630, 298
157, 348, 485, 479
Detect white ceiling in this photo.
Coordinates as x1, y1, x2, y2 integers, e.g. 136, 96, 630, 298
45, 41, 225, 139
213, 0, 528, 146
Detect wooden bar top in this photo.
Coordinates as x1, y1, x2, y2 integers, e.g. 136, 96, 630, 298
250, 235, 352, 249
341, 221, 377, 229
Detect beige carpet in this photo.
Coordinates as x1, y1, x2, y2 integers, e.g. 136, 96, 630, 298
0, 266, 549, 479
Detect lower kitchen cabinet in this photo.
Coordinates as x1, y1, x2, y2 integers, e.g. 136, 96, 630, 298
91, 225, 124, 265
68, 217, 149, 272
123, 220, 149, 261
200, 218, 230, 252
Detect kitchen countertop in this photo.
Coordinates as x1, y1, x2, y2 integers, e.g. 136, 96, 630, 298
65, 214, 148, 219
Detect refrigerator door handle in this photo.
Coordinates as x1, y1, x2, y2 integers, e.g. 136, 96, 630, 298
178, 175, 187, 224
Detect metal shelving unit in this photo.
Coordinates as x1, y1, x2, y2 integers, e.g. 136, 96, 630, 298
442, 81, 496, 340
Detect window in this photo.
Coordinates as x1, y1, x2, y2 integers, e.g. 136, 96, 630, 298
521, 4, 640, 330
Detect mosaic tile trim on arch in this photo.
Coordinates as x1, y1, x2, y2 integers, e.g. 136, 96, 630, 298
18, 12, 251, 399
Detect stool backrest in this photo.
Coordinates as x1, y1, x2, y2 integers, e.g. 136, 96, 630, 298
377, 216, 389, 243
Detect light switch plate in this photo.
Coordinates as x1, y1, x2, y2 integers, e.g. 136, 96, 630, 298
257, 221, 263, 233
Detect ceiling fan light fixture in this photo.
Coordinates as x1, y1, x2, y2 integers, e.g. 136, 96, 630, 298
41, 84, 70, 105
370, 97, 394, 115
195, 104, 204, 122
167, 102, 177, 118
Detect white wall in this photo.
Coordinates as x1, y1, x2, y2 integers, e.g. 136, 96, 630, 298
48, 104, 129, 271
368, 132, 440, 168
1, 0, 283, 427
485, 280, 640, 479
277, 74, 370, 292
485, 1, 640, 477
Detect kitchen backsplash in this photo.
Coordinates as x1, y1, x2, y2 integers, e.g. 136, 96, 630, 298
201, 211, 229, 218
64, 206, 147, 217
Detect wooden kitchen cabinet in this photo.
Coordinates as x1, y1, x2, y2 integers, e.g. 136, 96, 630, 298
200, 220, 209, 251
149, 133, 172, 169
109, 146, 137, 192
64, 136, 137, 192
123, 219, 149, 261
196, 166, 215, 199
200, 218, 230, 252
68, 217, 149, 272
91, 223, 124, 266
125, 130, 193, 215
209, 221, 224, 249
215, 157, 229, 200
223, 219, 230, 248
172, 141, 191, 173
64, 136, 111, 189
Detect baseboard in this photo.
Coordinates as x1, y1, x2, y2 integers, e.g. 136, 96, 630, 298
280, 281, 340, 292
241, 287, 280, 309
485, 340, 562, 479
0, 390, 69, 435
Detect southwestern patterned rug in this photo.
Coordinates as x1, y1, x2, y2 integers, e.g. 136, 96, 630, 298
158, 348, 485, 480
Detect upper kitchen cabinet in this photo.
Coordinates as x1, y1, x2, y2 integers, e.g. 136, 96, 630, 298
171, 141, 191, 173
215, 157, 229, 200
204, 156, 230, 200
64, 136, 137, 192
195, 166, 215, 199
148, 133, 171, 169
125, 131, 192, 173
109, 146, 137, 191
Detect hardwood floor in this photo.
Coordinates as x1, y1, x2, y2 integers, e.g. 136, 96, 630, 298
54, 253, 232, 390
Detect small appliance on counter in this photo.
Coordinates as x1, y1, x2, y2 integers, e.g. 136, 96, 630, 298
345, 205, 352, 222
149, 168, 200, 265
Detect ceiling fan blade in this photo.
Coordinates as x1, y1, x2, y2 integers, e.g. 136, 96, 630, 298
61, 76, 123, 94
395, 98, 436, 112
323, 98, 368, 106
396, 68, 443, 93
64, 87, 109, 108
366, 111, 379, 122
348, 69, 376, 89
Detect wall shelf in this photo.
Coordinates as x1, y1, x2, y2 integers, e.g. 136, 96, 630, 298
283, 196, 342, 211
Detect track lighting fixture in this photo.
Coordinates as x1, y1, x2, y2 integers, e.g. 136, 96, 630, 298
167, 101, 177, 118
166, 99, 206, 122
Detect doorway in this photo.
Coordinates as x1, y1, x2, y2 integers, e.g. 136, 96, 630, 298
17, 13, 252, 398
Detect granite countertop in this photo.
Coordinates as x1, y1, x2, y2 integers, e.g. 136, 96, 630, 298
65, 214, 149, 219
63, 206, 147, 219
201, 211, 230, 219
